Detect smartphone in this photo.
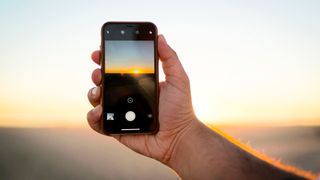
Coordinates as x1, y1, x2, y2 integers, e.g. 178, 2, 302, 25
101, 22, 159, 135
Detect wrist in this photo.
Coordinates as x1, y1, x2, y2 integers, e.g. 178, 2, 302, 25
166, 118, 207, 173
165, 119, 231, 179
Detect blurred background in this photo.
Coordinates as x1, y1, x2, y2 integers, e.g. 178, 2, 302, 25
0, 0, 319, 179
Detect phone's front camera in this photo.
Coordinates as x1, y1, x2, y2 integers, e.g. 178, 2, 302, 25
121, 30, 125, 34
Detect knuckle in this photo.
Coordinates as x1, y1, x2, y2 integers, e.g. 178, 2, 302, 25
92, 68, 100, 76
88, 88, 94, 98
87, 88, 92, 100
172, 50, 178, 58
182, 73, 190, 86
86, 110, 92, 121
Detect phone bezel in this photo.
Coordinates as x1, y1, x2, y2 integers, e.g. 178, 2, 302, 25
100, 21, 159, 135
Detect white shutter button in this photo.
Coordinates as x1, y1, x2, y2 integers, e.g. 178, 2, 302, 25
125, 111, 135, 121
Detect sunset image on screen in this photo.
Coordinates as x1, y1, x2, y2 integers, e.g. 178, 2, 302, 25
105, 40, 154, 74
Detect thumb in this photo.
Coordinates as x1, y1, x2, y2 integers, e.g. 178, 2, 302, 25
158, 35, 188, 81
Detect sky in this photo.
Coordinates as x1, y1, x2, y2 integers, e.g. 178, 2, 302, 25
106, 41, 154, 73
0, 0, 319, 127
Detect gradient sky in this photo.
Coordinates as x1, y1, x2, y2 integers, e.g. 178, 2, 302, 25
0, 0, 319, 127
105, 41, 154, 73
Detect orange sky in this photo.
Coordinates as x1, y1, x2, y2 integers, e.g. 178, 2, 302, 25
1, 1, 320, 127
105, 67, 154, 74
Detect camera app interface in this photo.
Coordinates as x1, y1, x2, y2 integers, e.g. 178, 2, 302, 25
104, 40, 156, 132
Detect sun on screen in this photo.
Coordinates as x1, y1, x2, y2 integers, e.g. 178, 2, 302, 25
131, 69, 141, 74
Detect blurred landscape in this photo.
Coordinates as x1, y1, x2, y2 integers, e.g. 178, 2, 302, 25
1, 1, 320, 179
0, 126, 319, 179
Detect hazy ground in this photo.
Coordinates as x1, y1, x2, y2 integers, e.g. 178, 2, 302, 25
0, 126, 319, 179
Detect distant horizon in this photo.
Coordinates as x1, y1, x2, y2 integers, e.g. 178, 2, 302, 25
1, 117, 319, 128
1, 126, 318, 177
105, 68, 154, 74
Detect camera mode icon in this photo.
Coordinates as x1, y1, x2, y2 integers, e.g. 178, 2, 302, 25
127, 97, 133, 104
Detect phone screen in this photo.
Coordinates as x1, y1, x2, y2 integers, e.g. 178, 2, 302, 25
101, 22, 159, 134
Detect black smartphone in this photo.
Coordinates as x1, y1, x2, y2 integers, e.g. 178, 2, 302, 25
101, 22, 159, 135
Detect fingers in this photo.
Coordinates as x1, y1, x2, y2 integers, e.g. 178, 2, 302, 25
91, 50, 100, 65
87, 86, 101, 107
158, 35, 179, 62
92, 68, 102, 85
158, 35, 189, 82
87, 105, 103, 133
88, 51, 103, 134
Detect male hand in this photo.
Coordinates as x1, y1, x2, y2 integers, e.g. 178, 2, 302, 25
87, 35, 313, 180
87, 35, 198, 164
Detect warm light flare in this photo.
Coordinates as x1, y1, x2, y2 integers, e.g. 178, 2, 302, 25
131, 69, 140, 74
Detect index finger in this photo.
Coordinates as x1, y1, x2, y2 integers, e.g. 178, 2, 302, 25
91, 50, 100, 65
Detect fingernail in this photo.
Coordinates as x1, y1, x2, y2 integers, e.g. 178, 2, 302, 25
92, 87, 97, 97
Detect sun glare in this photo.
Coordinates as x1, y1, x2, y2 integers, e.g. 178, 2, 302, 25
132, 69, 141, 74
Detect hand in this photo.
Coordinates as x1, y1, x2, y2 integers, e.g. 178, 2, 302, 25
87, 35, 198, 164
87, 35, 313, 180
